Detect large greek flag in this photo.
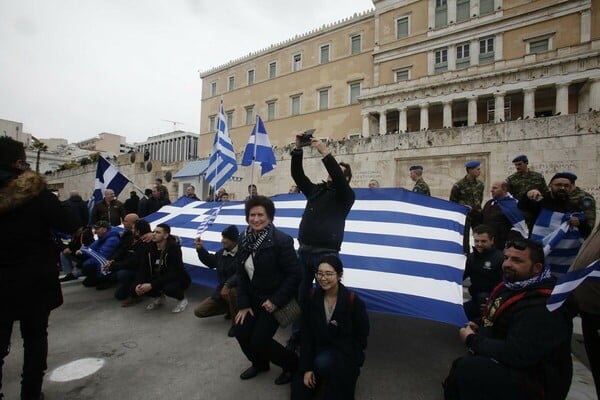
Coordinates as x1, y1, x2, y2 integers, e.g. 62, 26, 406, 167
205, 101, 238, 190
143, 188, 469, 327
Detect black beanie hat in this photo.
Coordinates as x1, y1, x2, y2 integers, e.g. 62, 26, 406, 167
221, 225, 239, 242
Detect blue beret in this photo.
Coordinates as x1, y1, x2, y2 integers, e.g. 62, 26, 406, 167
550, 173, 575, 184
409, 165, 423, 171
512, 154, 528, 163
465, 160, 481, 169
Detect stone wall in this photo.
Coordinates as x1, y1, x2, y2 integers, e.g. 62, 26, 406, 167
47, 112, 600, 223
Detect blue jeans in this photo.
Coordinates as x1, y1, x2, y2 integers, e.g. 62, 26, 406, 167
59, 253, 81, 276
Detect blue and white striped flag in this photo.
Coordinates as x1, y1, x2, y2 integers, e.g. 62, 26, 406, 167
547, 258, 600, 311
80, 246, 110, 275
196, 205, 222, 235
88, 156, 131, 220
205, 102, 238, 190
241, 115, 277, 175
142, 188, 469, 327
531, 209, 585, 275
495, 195, 528, 237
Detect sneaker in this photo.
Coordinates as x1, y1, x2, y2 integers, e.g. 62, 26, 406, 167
172, 297, 188, 313
59, 273, 77, 282
121, 296, 143, 307
146, 294, 165, 310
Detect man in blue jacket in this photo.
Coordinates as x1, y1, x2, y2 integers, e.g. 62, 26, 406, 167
79, 220, 120, 287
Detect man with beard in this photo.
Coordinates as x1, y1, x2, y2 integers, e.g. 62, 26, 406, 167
444, 235, 573, 400
518, 173, 592, 275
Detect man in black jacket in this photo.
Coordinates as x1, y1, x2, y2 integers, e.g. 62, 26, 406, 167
193, 225, 239, 337
0, 137, 79, 400
445, 235, 573, 400
62, 190, 89, 227
289, 134, 355, 348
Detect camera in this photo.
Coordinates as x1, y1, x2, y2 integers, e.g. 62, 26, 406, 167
298, 129, 316, 147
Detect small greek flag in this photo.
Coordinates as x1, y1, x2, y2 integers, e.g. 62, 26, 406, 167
241, 115, 277, 175
196, 205, 222, 235
547, 258, 600, 311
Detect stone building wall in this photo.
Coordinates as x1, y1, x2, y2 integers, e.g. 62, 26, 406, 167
47, 112, 600, 224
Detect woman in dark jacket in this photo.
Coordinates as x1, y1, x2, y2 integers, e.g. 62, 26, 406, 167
292, 255, 370, 400
0, 137, 79, 399
234, 195, 301, 385
134, 223, 191, 313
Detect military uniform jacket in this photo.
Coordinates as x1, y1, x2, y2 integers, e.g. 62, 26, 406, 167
412, 178, 431, 196
449, 176, 484, 211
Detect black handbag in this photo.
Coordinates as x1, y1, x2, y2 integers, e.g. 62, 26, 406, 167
273, 298, 301, 328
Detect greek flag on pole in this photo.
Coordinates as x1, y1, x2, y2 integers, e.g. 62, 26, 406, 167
547, 258, 600, 311
205, 102, 238, 190
241, 115, 277, 175
80, 246, 110, 275
531, 209, 585, 275
142, 188, 469, 327
496, 195, 529, 237
196, 205, 222, 235
88, 156, 131, 220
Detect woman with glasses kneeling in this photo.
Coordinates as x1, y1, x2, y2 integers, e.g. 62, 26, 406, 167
234, 195, 300, 385
292, 255, 370, 400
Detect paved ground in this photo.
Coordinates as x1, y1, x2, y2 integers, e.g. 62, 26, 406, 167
2, 281, 596, 400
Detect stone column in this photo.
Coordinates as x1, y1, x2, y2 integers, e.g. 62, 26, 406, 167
398, 107, 407, 133
555, 83, 569, 116
420, 104, 429, 131
447, 44, 456, 71
447, 0, 457, 24
443, 101, 453, 128
523, 88, 536, 119
362, 113, 370, 137
379, 110, 388, 136
589, 77, 600, 112
468, 96, 478, 126
470, 39, 479, 66
581, 10, 591, 42
494, 92, 505, 123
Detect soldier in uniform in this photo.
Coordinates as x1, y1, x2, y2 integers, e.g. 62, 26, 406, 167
410, 165, 430, 196
450, 160, 485, 254
506, 154, 548, 200
564, 172, 596, 230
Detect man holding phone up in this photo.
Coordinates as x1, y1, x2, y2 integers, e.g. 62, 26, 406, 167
288, 130, 355, 350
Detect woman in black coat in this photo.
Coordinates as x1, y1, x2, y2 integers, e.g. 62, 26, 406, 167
0, 137, 79, 399
234, 195, 301, 385
292, 255, 370, 400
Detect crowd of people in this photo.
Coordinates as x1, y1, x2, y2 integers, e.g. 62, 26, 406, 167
1, 132, 598, 399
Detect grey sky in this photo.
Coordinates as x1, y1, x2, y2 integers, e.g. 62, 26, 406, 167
0, 0, 374, 144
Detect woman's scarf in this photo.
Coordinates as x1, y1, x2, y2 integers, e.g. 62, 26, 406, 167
241, 223, 272, 253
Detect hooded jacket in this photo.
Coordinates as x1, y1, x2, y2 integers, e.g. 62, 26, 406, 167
0, 170, 79, 318
136, 236, 191, 291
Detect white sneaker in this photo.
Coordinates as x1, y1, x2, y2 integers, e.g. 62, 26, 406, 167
172, 297, 188, 313
146, 294, 165, 310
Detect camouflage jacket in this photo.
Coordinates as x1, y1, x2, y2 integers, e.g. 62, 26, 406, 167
570, 187, 596, 229
449, 176, 484, 211
412, 178, 431, 196
506, 170, 547, 200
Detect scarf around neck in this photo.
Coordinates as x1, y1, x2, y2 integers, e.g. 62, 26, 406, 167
242, 223, 272, 253
503, 265, 552, 291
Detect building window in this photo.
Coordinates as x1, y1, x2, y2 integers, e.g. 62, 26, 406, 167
349, 82, 361, 105
351, 34, 361, 54
320, 44, 330, 64
228, 75, 235, 91
318, 89, 329, 111
208, 115, 216, 132
245, 106, 254, 125
434, 48, 448, 73
291, 95, 301, 116
247, 69, 255, 85
210, 81, 217, 97
395, 68, 410, 82
479, 37, 494, 64
527, 37, 550, 54
269, 61, 277, 79
267, 101, 276, 120
457, 0, 470, 22
396, 16, 409, 39
293, 53, 302, 72
480, 0, 494, 15
456, 43, 470, 68
226, 111, 234, 128
435, 0, 448, 28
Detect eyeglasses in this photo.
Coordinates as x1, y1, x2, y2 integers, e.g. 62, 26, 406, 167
315, 271, 337, 279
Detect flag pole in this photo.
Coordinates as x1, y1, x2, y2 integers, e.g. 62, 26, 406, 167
249, 115, 259, 192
